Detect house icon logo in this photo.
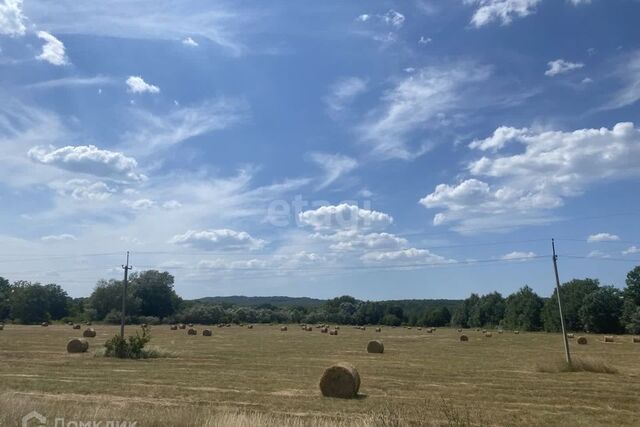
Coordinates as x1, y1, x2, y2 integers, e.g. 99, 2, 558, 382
22, 411, 46, 427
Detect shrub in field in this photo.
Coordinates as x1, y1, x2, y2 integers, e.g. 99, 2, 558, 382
103, 326, 151, 359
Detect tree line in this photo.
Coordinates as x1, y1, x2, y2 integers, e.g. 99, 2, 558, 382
1, 266, 639, 334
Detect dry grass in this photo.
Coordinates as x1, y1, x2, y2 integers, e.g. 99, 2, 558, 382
1, 325, 640, 426
536, 357, 619, 374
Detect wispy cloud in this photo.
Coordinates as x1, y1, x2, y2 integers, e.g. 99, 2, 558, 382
26, 75, 116, 90
309, 152, 358, 189
587, 233, 620, 242
126, 76, 160, 94
35, 31, 69, 65
325, 77, 367, 118
465, 0, 541, 27
545, 59, 584, 76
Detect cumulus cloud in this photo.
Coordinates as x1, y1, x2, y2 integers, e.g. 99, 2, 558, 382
309, 152, 358, 189
361, 248, 452, 265
0, 0, 26, 36
122, 198, 156, 210
298, 204, 393, 232
170, 229, 266, 251
41, 233, 76, 242
587, 233, 620, 242
358, 63, 492, 159
198, 258, 268, 271
126, 76, 160, 94
36, 31, 69, 66
622, 246, 640, 255
465, 0, 541, 27
313, 230, 408, 252
422, 122, 640, 231
56, 179, 114, 201
502, 251, 537, 260
325, 77, 367, 117
28, 145, 145, 182
182, 37, 198, 47
545, 59, 584, 77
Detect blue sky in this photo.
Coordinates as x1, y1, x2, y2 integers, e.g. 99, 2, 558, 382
1, 0, 639, 300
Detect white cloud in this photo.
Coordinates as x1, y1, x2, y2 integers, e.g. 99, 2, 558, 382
122, 198, 156, 210
325, 77, 367, 117
313, 230, 407, 252
568, 0, 591, 5
170, 229, 266, 251
361, 248, 451, 265
0, 0, 26, 36
299, 204, 393, 232
28, 145, 145, 182
622, 246, 640, 255
356, 9, 405, 28
162, 200, 182, 209
422, 122, 640, 232
603, 51, 640, 110
41, 233, 76, 242
587, 233, 620, 242
309, 152, 358, 189
56, 179, 114, 201
465, 0, 541, 27
545, 59, 584, 77
26, 75, 115, 90
358, 63, 492, 159
126, 76, 160, 94
587, 250, 609, 258
198, 258, 268, 271
469, 126, 529, 151
182, 37, 198, 47
418, 36, 432, 45
36, 31, 69, 66
502, 251, 536, 260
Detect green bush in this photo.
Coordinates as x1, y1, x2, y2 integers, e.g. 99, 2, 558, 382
104, 326, 151, 359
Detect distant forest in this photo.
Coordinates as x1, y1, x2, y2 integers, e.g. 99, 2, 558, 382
1, 265, 639, 334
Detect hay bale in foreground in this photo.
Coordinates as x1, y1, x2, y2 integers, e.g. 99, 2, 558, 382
367, 340, 384, 354
0, 325, 3, 331
73, 324, 81, 330
82, 328, 96, 338
170, 325, 178, 330
280, 326, 288, 331
178, 324, 186, 329
319, 363, 361, 399
67, 338, 89, 353
604, 336, 614, 343
460, 334, 468, 342
202, 329, 212, 336
187, 328, 197, 336
577, 336, 588, 345
632, 336, 640, 343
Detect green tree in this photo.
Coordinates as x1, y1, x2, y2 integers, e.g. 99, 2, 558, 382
89, 279, 141, 320
43, 283, 70, 320
451, 293, 480, 328
541, 278, 599, 332
131, 270, 181, 319
622, 266, 640, 332
503, 286, 544, 331
469, 292, 505, 327
0, 276, 11, 320
9, 281, 51, 324
579, 286, 624, 333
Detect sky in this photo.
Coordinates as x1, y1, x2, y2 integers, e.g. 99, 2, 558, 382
1, 0, 639, 300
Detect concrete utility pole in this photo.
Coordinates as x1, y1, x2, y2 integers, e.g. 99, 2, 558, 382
552, 239, 571, 365
120, 251, 132, 338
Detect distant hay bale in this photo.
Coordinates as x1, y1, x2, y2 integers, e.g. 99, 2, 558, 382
475, 328, 480, 332
426, 328, 433, 333
0, 325, 4, 331
457, 328, 462, 332
248, 325, 253, 329
187, 328, 197, 336
320, 327, 328, 333
375, 327, 381, 332
567, 333, 574, 338
514, 330, 520, 334
141, 323, 148, 328
67, 338, 89, 353
82, 328, 96, 338
226, 324, 231, 327
73, 324, 81, 330
335, 326, 340, 330
280, 326, 288, 331
577, 336, 588, 345
202, 329, 212, 336
41, 322, 49, 327
482, 329, 487, 334
188, 323, 194, 327
85, 321, 92, 326
170, 325, 178, 330
329, 330, 338, 335
498, 330, 503, 334
460, 334, 469, 342
484, 332, 492, 338
367, 340, 384, 354
604, 336, 614, 343
361, 326, 366, 331
178, 324, 186, 329
417, 327, 422, 331
319, 362, 360, 399
632, 336, 640, 343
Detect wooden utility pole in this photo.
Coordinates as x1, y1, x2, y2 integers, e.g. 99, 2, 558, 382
552, 239, 571, 365
120, 251, 132, 338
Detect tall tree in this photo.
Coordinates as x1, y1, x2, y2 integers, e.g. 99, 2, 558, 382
579, 286, 624, 333
9, 281, 50, 324
541, 278, 599, 332
503, 286, 544, 331
622, 266, 640, 332
0, 276, 11, 320
131, 270, 181, 319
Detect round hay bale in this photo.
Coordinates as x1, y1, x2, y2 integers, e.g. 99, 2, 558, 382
457, 328, 462, 332
484, 332, 492, 338
460, 334, 469, 342
498, 330, 503, 334
426, 328, 433, 333
248, 325, 254, 329
335, 326, 340, 330
73, 324, 81, 330
514, 330, 520, 334
67, 338, 89, 353
202, 329, 212, 336
367, 340, 384, 354
475, 328, 480, 332
141, 323, 148, 328
188, 323, 194, 328
85, 321, 92, 326
319, 363, 360, 399
604, 336, 614, 343
280, 326, 288, 331
375, 327, 381, 332
417, 327, 422, 331
632, 336, 640, 343
82, 328, 96, 338
329, 330, 338, 336
577, 336, 588, 345
321, 327, 328, 333
567, 333, 574, 339
187, 328, 197, 336
178, 324, 186, 329
170, 325, 178, 330
361, 326, 366, 331
0, 325, 4, 331
41, 322, 49, 327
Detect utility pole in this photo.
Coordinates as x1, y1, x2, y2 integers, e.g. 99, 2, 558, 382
120, 251, 132, 338
552, 239, 571, 365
